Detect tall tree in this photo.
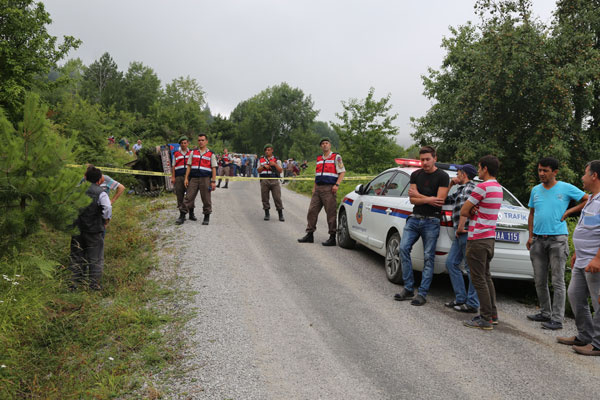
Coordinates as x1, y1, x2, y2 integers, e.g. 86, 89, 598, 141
81, 52, 124, 110
151, 76, 208, 140
412, 0, 579, 201
332, 87, 401, 173
123, 61, 161, 116
0, 0, 80, 121
230, 82, 318, 156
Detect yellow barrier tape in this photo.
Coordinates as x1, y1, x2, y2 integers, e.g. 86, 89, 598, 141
66, 164, 375, 181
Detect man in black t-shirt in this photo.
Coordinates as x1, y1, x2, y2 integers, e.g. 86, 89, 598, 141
394, 146, 450, 306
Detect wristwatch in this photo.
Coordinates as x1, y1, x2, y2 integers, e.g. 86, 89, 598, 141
334, 183, 339, 187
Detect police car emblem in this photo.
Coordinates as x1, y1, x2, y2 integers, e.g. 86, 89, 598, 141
356, 202, 364, 224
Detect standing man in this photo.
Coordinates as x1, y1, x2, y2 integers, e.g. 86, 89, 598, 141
444, 164, 480, 313
258, 144, 284, 221
298, 137, 345, 246
460, 155, 502, 330
557, 160, 600, 356
217, 148, 231, 188
393, 146, 450, 306
172, 136, 192, 225
70, 167, 111, 291
527, 157, 588, 330
182, 134, 217, 225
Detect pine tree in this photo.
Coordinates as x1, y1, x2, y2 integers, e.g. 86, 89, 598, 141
0, 93, 87, 251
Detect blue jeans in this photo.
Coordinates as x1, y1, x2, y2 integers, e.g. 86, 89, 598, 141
400, 216, 440, 297
446, 232, 479, 308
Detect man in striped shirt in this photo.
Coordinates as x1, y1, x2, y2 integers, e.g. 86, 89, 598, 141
459, 155, 503, 330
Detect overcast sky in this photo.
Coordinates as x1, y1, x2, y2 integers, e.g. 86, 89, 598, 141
43, 0, 557, 146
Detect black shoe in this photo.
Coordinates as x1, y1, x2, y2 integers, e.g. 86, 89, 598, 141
454, 304, 478, 313
527, 313, 551, 322
223, 184, 228, 189
175, 211, 186, 225
188, 210, 197, 221
264, 210, 270, 221
394, 289, 414, 301
411, 294, 427, 306
202, 214, 210, 225
298, 232, 314, 243
322, 234, 336, 246
278, 210, 285, 222
557, 336, 587, 346
444, 300, 464, 308
541, 320, 563, 330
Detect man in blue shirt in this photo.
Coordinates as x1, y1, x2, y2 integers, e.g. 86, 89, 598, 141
527, 157, 588, 330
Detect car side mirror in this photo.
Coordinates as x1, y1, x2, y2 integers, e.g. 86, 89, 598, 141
355, 184, 363, 195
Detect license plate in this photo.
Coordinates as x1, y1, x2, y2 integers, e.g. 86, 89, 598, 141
496, 230, 520, 243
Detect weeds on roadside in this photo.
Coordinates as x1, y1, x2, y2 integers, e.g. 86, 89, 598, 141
0, 195, 176, 398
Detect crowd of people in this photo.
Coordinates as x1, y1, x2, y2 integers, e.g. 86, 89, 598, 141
390, 146, 600, 357
71, 136, 600, 358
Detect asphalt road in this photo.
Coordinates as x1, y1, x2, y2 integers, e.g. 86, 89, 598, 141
158, 180, 599, 400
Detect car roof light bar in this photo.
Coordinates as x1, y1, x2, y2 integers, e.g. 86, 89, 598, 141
395, 158, 460, 171
395, 158, 422, 167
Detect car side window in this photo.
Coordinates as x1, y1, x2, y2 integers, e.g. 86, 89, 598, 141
364, 172, 394, 196
382, 172, 411, 197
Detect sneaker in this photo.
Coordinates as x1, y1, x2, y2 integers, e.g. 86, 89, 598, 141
541, 320, 563, 330
557, 336, 586, 346
393, 289, 414, 301
491, 315, 499, 325
454, 304, 478, 313
411, 294, 426, 306
527, 313, 550, 322
463, 315, 493, 330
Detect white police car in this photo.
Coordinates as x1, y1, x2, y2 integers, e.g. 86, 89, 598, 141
336, 159, 533, 283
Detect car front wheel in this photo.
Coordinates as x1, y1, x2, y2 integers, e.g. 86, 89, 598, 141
385, 232, 403, 284
337, 209, 356, 249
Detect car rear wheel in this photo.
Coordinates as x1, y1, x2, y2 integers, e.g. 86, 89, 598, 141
337, 209, 355, 249
385, 232, 403, 284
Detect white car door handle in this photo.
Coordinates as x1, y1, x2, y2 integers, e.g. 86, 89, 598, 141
386, 208, 392, 215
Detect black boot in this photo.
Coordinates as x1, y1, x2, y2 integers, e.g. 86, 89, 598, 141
322, 234, 336, 246
188, 209, 197, 221
264, 209, 270, 221
297, 232, 314, 243
223, 183, 228, 189
175, 211, 186, 225
216, 180, 221, 188
202, 214, 210, 225
278, 210, 285, 222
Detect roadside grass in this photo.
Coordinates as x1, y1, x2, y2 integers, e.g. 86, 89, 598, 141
0, 194, 180, 399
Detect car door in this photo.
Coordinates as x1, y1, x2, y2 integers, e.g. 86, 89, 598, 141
350, 171, 397, 249
366, 171, 412, 249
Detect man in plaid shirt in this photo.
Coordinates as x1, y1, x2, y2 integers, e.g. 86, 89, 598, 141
444, 164, 480, 313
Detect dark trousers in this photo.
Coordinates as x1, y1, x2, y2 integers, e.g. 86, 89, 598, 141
184, 177, 212, 215
70, 231, 104, 287
260, 179, 283, 210
174, 175, 186, 211
466, 238, 497, 320
305, 185, 337, 235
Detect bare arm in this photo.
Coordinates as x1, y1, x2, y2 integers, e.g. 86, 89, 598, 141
527, 208, 534, 250
562, 194, 589, 221
460, 200, 476, 218
408, 184, 446, 207
184, 165, 191, 188
111, 183, 125, 204
332, 171, 345, 194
